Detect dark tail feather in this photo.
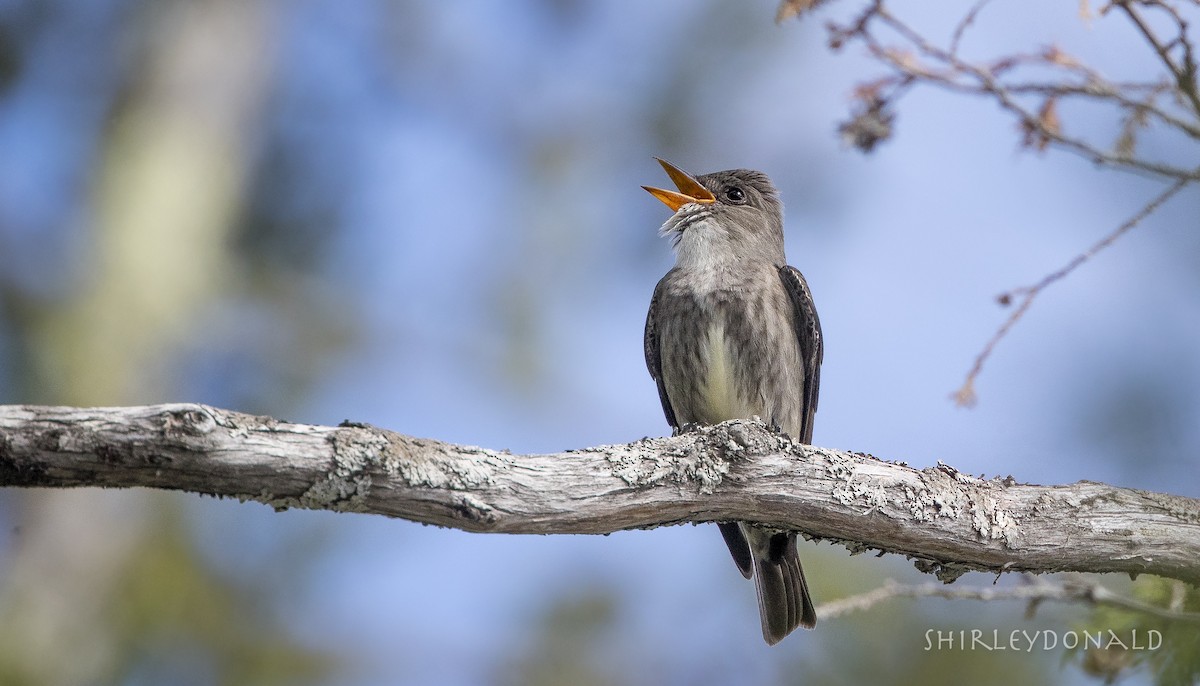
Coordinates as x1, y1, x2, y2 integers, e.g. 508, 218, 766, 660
718, 522, 754, 579
748, 528, 816, 645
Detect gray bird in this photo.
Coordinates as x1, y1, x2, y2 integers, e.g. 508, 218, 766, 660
642, 158, 823, 645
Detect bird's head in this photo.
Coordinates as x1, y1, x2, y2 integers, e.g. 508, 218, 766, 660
643, 158, 785, 265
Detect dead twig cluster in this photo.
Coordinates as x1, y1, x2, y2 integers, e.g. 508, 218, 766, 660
780, 0, 1199, 403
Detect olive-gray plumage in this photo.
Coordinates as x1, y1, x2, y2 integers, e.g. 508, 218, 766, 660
644, 165, 822, 645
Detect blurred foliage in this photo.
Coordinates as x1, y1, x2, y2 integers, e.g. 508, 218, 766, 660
1069, 577, 1200, 686
0, 0, 343, 682
0, 493, 337, 686
799, 581, 1059, 686
499, 590, 622, 686
0, 0, 357, 411
0, 503, 335, 686
104, 507, 334, 686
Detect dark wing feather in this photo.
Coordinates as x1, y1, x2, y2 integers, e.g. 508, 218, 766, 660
644, 274, 678, 430
778, 265, 823, 444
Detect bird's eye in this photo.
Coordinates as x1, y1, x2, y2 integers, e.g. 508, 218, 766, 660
724, 186, 747, 204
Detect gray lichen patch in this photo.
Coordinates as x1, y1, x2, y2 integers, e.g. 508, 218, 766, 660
1157, 492, 1200, 524
292, 428, 392, 511
240, 488, 334, 514
289, 428, 506, 514
822, 448, 856, 481
826, 449, 891, 513
608, 437, 730, 494
300, 473, 373, 512
913, 558, 971, 583
903, 478, 964, 523
330, 429, 390, 476
607, 421, 778, 495
832, 475, 889, 514
385, 435, 498, 490
719, 419, 786, 456
825, 452, 1024, 549
912, 466, 1023, 547
969, 490, 1022, 546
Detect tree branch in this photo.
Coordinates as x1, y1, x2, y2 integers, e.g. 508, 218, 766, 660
952, 177, 1191, 406
818, 576, 1200, 622
1114, 0, 1200, 118
1, 403, 1198, 585
860, 5, 1200, 181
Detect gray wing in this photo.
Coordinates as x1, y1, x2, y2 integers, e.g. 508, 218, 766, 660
644, 273, 678, 430
778, 265, 823, 445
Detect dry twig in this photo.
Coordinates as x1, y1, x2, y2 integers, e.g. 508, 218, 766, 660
810, 0, 1200, 402
819, 575, 1200, 623
953, 178, 1189, 406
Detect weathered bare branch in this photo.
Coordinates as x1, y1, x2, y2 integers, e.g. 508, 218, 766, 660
1, 404, 1198, 586
1113, 0, 1200, 117
861, 6, 1200, 180
818, 576, 1200, 622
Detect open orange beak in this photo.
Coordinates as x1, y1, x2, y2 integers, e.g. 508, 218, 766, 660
642, 158, 716, 212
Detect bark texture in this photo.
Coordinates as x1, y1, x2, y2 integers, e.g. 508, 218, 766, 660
1, 403, 1197, 584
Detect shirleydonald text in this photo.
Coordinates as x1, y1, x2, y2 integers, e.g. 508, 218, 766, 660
924, 629, 1163, 652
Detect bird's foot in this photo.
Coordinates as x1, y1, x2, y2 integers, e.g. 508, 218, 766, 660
672, 422, 705, 437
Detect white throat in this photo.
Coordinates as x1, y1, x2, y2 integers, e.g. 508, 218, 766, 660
669, 216, 744, 292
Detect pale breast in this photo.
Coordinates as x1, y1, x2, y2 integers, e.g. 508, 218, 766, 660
691, 319, 759, 424
658, 272, 806, 436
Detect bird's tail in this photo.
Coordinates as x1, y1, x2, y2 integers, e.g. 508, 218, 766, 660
723, 523, 816, 645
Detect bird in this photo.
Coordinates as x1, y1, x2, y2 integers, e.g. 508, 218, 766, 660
642, 158, 823, 645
